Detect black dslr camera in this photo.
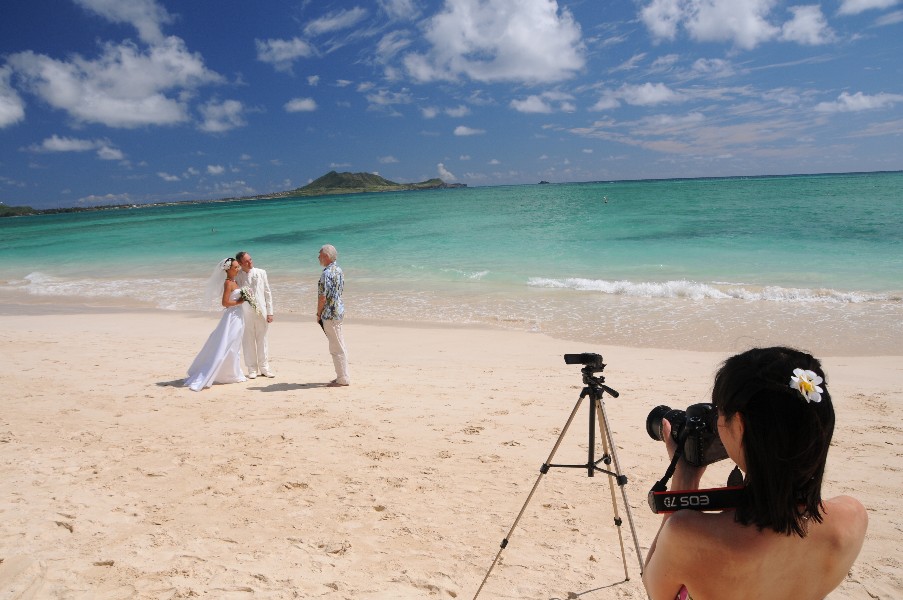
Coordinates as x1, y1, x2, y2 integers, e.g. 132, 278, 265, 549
646, 403, 728, 467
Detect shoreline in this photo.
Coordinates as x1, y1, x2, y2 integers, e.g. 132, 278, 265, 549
0, 305, 900, 597
1, 292, 900, 357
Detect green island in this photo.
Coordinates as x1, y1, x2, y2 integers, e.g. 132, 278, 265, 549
0, 171, 467, 217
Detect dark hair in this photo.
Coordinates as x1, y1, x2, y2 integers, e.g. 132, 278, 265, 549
235, 251, 248, 262
712, 346, 834, 537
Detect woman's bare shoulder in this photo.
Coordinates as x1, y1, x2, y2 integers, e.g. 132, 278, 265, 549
825, 494, 866, 514
822, 495, 868, 543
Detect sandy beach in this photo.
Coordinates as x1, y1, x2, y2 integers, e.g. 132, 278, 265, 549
0, 306, 900, 599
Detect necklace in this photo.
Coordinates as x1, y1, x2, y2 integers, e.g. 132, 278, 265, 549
227, 278, 236, 282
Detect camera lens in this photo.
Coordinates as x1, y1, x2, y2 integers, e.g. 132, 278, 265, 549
646, 405, 687, 442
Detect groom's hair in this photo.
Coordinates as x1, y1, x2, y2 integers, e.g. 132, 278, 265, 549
235, 251, 248, 262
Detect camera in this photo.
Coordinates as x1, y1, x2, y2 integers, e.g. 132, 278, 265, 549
563, 353, 605, 368
646, 403, 728, 467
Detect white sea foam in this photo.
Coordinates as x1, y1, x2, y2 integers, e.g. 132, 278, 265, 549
527, 277, 896, 304
17, 272, 207, 310
440, 268, 490, 280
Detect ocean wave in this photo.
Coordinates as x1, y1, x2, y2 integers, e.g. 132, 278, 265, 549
526, 277, 898, 303
15, 272, 205, 310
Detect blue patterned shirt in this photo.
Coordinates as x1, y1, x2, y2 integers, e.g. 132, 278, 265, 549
318, 262, 344, 320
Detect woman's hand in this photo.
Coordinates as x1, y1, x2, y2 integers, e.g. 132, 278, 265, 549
661, 418, 706, 491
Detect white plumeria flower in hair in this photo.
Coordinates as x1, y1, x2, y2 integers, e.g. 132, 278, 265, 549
790, 368, 823, 403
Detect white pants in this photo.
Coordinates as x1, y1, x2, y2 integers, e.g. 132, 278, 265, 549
242, 313, 270, 374
322, 319, 349, 384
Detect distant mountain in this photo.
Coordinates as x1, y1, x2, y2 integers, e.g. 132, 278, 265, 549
0, 171, 468, 217
274, 171, 466, 197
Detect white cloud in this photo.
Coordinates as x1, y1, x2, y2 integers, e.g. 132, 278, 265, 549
74, 0, 172, 44
838, 0, 900, 16
380, 0, 421, 21
404, 0, 585, 83
96, 145, 124, 160
510, 91, 576, 114
30, 135, 96, 152
590, 95, 621, 111
692, 58, 735, 78
611, 53, 647, 73
591, 82, 683, 111
199, 99, 247, 133
511, 96, 554, 114
378, 155, 399, 163
9, 37, 223, 128
651, 54, 681, 71
27, 134, 125, 160
157, 171, 180, 181
285, 97, 318, 112
876, 9, 903, 24
421, 106, 440, 118
78, 192, 132, 205
454, 125, 485, 136
814, 91, 903, 112
437, 162, 456, 180
207, 165, 225, 175
255, 38, 314, 73
640, 0, 781, 50
308, 75, 320, 86
640, 0, 684, 40
377, 31, 413, 62
366, 89, 413, 107
445, 104, 470, 117
304, 7, 368, 36
781, 5, 835, 45
0, 66, 26, 128
623, 83, 682, 106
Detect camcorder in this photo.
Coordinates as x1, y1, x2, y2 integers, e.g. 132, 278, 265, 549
646, 403, 728, 468
563, 352, 605, 369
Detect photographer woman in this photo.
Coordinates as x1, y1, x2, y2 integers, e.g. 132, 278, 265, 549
643, 347, 867, 600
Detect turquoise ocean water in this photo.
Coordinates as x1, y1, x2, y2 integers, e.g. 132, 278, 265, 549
2, 172, 901, 354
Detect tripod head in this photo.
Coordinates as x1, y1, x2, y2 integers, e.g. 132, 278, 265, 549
563, 353, 620, 398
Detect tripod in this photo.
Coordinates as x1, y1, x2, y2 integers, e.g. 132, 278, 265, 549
473, 357, 645, 599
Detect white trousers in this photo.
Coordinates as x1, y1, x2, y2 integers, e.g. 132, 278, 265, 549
322, 319, 350, 384
242, 313, 270, 373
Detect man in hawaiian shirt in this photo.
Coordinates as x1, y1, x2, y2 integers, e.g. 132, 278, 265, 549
316, 244, 349, 387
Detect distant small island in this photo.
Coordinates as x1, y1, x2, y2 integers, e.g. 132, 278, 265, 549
0, 171, 467, 217
274, 171, 467, 198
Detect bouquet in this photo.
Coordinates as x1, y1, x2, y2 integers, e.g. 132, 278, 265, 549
240, 286, 263, 316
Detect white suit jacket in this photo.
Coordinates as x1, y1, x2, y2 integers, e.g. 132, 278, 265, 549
236, 267, 274, 317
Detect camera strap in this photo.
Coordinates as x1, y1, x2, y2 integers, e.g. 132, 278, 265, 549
648, 485, 746, 513
647, 450, 746, 513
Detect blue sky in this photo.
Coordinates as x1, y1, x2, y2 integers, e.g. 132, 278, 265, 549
1, 0, 901, 208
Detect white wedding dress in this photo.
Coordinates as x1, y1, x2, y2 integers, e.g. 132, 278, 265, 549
184, 288, 247, 391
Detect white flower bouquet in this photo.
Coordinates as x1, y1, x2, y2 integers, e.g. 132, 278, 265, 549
240, 286, 263, 316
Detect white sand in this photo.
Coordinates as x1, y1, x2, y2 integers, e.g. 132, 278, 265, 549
0, 308, 899, 599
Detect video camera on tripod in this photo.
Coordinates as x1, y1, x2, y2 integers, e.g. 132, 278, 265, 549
472, 352, 644, 600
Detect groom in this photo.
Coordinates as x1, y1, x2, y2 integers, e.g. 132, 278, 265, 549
235, 251, 275, 378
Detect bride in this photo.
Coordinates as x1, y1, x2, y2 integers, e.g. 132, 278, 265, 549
184, 257, 248, 391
